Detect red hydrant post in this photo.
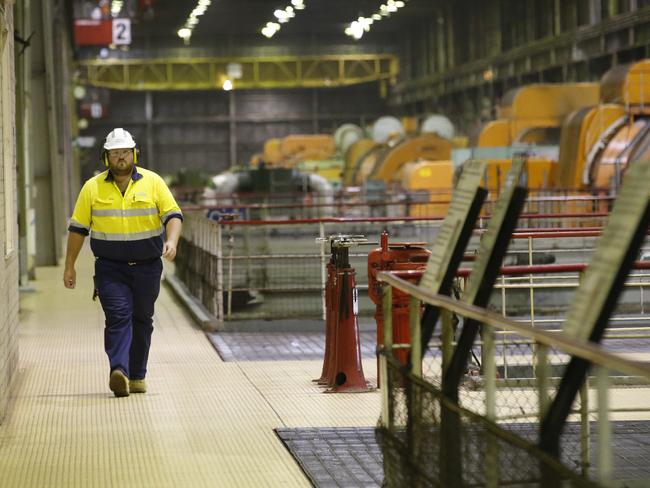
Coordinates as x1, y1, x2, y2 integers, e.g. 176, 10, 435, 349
368, 230, 431, 387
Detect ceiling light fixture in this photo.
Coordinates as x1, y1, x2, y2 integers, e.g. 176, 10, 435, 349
177, 0, 213, 45
345, 0, 409, 40
111, 0, 124, 16
260, 1, 307, 38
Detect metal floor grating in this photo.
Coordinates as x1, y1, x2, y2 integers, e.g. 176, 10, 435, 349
276, 427, 383, 488
208, 331, 377, 362
275, 422, 650, 487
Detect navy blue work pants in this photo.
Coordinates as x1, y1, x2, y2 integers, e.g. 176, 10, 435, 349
95, 258, 162, 380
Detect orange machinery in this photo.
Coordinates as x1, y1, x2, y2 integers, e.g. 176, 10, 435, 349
475, 61, 650, 196
398, 160, 454, 217
252, 134, 336, 167
342, 138, 380, 186
348, 133, 455, 187
479, 83, 600, 147
475, 83, 600, 194
582, 59, 650, 190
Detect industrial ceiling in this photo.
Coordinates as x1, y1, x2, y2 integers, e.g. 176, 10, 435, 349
129, 0, 437, 45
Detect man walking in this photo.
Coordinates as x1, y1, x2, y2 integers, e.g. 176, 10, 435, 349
63, 128, 183, 397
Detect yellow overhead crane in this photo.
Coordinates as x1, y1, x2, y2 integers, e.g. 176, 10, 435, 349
75, 54, 399, 91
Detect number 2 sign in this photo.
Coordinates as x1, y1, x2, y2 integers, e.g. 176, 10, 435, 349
112, 19, 131, 45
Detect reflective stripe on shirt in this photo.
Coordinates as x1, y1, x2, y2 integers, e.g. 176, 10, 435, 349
91, 227, 163, 241
92, 207, 159, 217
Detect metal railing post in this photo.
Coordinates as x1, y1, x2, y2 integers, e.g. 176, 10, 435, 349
596, 366, 612, 485
227, 225, 234, 319
243, 208, 253, 290
535, 342, 550, 421
497, 273, 507, 378
210, 222, 219, 318
408, 294, 423, 481
441, 309, 453, 375
409, 295, 422, 377
528, 236, 535, 328
484, 325, 497, 422
319, 222, 327, 321
579, 378, 590, 477
216, 221, 224, 322
484, 324, 499, 488
380, 283, 393, 428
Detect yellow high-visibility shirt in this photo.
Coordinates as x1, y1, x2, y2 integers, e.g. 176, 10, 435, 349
68, 167, 183, 262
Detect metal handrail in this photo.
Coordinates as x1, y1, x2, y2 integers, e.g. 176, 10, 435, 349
376, 271, 650, 379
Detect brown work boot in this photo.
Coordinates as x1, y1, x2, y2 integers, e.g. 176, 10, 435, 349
129, 379, 147, 394
109, 369, 130, 397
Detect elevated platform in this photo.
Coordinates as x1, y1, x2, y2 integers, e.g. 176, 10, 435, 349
0, 251, 379, 487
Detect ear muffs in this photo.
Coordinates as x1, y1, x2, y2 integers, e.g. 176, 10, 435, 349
101, 149, 109, 167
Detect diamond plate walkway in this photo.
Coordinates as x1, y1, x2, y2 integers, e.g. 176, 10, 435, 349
0, 250, 380, 488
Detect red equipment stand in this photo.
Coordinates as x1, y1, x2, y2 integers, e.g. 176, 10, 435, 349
315, 235, 371, 393
314, 256, 336, 385
368, 230, 431, 387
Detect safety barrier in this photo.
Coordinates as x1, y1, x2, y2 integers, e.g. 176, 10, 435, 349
175, 212, 447, 322
376, 272, 650, 487
174, 213, 449, 322
175, 188, 615, 223
175, 210, 650, 326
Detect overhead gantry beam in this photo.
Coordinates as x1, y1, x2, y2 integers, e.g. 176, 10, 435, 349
75, 54, 399, 90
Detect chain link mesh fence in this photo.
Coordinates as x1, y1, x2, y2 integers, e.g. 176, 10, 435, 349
378, 352, 600, 487
175, 212, 447, 321
174, 211, 641, 323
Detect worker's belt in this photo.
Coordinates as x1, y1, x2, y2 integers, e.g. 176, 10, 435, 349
97, 256, 160, 266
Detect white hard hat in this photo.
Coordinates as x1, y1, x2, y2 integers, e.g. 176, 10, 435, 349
104, 128, 136, 150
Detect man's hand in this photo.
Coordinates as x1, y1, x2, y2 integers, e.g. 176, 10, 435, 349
162, 240, 177, 261
64, 231, 85, 289
63, 267, 76, 289
163, 217, 182, 262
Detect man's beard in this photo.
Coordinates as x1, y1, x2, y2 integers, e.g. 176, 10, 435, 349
110, 160, 134, 176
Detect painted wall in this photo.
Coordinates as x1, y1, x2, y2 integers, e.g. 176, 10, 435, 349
0, 0, 20, 423
79, 84, 388, 181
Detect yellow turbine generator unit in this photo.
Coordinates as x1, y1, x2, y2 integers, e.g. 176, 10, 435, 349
581, 59, 650, 191
370, 134, 454, 184
509, 60, 650, 195
399, 160, 455, 217
452, 61, 650, 221
349, 115, 458, 187
340, 114, 462, 217
471, 82, 600, 194
252, 134, 335, 168
343, 138, 379, 186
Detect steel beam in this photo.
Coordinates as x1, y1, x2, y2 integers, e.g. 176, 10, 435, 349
76, 55, 399, 91
393, 7, 650, 106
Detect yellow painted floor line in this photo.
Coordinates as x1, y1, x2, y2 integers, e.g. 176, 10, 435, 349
0, 250, 380, 488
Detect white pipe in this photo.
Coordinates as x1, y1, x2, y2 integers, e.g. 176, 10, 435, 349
202, 172, 241, 205
307, 173, 334, 217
